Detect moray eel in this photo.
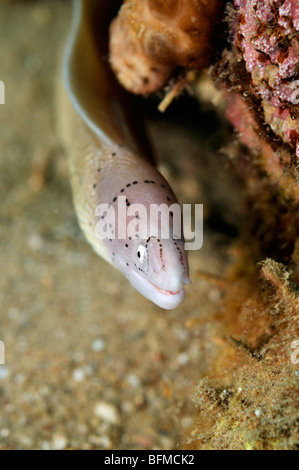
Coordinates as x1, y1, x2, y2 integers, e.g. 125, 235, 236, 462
60, 0, 190, 310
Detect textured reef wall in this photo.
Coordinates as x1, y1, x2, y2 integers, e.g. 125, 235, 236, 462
207, 0, 299, 194
232, 0, 298, 159
189, 0, 299, 450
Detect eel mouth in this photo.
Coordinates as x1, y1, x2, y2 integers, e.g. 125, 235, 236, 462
149, 281, 183, 296
146, 276, 192, 297
124, 266, 189, 309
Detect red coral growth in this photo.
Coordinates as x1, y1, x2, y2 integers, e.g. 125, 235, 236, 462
197, 0, 299, 200
234, 0, 299, 158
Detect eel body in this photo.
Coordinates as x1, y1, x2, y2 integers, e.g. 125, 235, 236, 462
60, 0, 190, 309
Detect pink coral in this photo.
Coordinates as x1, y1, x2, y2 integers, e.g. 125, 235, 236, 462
234, 0, 299, 158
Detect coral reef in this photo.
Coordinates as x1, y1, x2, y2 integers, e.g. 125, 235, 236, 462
109, 0, 224, 94
110, 0, 299, 186
234, 0, 299, 158
194, 1, 299, 251
197, 0, 299, 193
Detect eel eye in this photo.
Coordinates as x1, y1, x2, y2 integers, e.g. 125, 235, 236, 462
137, 245, 147, 264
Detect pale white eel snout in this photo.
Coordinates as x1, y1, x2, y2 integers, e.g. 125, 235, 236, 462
59, 0, 190, 310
